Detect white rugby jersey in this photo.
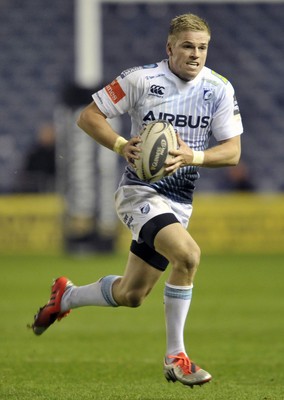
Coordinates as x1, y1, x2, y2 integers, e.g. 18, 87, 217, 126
93, 59, 243, 203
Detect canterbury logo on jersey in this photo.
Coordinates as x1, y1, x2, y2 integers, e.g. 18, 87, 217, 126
149, 84, 165, 97
143, 111, 210, 128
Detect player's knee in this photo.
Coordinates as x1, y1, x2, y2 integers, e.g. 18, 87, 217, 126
115, 278, 152, 307
124, 290, 144, 308
173, 243, 201, 274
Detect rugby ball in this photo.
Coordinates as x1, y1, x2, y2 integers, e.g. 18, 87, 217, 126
134, 120, 177, 183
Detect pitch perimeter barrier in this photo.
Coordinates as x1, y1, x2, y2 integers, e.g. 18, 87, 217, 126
118, 193, 284, 255
0, 194, 283, 254
0, 195, 64, 254
191, 194, 284, 254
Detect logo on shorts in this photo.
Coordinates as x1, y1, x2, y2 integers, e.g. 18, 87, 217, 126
123, 214, 134, 230
140, 203, 150, 214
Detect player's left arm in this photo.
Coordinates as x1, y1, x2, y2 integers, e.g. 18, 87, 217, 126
196, 134, 241, 167
166, 134, 241, 172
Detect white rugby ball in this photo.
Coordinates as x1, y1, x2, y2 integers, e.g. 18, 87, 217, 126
134, 120, 177, 183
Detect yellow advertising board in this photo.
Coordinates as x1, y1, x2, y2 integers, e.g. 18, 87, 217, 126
118, 193, 284, 254
190, 193, 284, 253
0, 193, 283, 254
0, 194, 64, 254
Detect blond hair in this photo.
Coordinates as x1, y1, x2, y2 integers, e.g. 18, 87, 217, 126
168, 13, 211, 40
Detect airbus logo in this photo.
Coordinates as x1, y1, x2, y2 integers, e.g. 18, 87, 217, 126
149, 84, 165, 97
143, 111, 210, 128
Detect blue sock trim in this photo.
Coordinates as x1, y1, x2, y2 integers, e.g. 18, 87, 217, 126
101, 275, 120, 307
164, 284, 192, 300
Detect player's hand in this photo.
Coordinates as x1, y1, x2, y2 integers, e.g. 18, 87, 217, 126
122, 136, 142, 167
165, 134, 194, 173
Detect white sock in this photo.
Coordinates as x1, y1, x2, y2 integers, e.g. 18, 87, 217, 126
164, 282, 193, 361
61, 275, 121, 312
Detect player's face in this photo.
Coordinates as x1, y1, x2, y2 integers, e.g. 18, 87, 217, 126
167, 30, 210, 81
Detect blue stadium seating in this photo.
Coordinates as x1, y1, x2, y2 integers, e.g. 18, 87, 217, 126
0, 1, 283, 192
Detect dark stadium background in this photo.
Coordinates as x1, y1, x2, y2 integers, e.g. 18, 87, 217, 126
0, 0, 283, 193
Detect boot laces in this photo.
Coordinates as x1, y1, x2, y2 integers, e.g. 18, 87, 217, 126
168, 353, 198, 375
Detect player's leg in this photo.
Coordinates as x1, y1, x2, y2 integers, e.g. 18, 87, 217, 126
112, 250, 163, 307
117, 186, 204, 374
29, 249, 163, 335
153, 223, 212, 386
60, 249, 162, 310
29, 186, 166, 336
155, 222, 200, 286
154, 223, 199, 357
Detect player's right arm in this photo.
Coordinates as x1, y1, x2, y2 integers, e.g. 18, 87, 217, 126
77, 101, 121, 151
77, 101, 140, 162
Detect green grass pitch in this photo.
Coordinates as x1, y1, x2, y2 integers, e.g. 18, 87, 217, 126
0, 252, 283, 400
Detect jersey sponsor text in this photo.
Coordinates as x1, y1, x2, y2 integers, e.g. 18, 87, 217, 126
105, 79, 126, 104
143, 111, 210, 128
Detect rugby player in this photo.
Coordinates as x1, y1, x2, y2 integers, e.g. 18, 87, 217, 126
30, 13, 243, 388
